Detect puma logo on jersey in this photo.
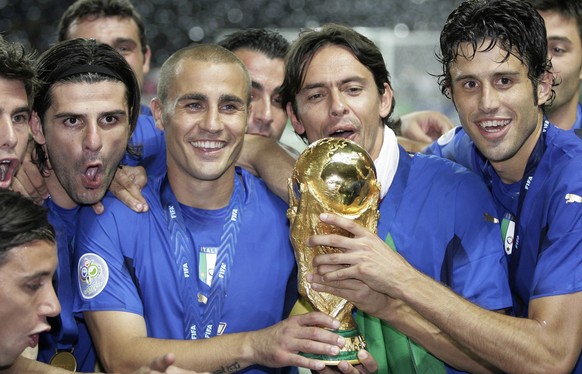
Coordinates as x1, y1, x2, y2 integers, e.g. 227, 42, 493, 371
565, 194, 582, 204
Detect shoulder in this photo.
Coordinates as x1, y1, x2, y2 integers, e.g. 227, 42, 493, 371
238, 167, 289, 214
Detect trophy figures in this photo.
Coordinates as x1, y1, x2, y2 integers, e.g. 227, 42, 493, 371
288, 137, 380, 365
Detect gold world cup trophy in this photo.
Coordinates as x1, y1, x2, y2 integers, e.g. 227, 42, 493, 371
287, 137, 380, 365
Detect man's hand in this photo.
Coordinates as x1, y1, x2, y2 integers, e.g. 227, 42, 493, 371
92, 165, 149, 214
248, 311, 346, 371
317, 350, 378, 374
308, 213, 413, 300
400, 111, 456, 143
12, 139, 48, 204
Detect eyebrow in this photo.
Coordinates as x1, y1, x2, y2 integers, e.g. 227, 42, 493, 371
452, 71, 521, 82
301, 76, 367, 91
251, 80, 264, 91
52, 109, 127, 119
547, 35, 573, 44
178, 93, 245, 105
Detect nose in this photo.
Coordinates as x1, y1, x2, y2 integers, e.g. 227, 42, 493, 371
249, 98, 273, 136
39, 283, 61, 318
479, 84, 500, 113
200, 106, 223, 133
329, 90, 349, 117
0, 116, 18, 151
83, 122, 103, 152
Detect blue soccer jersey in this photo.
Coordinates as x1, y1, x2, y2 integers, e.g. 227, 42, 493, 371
74, 167, 297, 374
360, 147, 512, 374
37, 200, 97, 372
123, 113, 166, 174
426, 123, 582, 373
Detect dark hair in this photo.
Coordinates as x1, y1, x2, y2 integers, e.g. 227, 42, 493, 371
437, 0, 555, 108
280, 23, 396, 141
218, 28, 289, 60
57, 0, 148, 56
32, 38, 141, 175
0, 189, 55, 266
528, 0, 582, 42
0, 36, 38, 107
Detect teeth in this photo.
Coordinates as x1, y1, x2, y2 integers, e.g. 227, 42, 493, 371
478, 120, 509, 128
191, 141, 224, 149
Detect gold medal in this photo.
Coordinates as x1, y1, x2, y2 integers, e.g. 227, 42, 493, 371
49, 351, 77, 372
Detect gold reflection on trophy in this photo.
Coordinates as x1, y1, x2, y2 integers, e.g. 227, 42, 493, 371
287, 137, 380, 365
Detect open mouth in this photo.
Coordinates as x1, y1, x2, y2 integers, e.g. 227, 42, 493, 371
0, 158, 19, 188
476, 119, 510, 133
82, 165, 103, 189
329, 129, 355, 139
191, 140, 226, 151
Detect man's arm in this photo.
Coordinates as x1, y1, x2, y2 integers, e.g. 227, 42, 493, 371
238, 134, 295, 203
308, 216, 500, 373
310, 213, 582, 373
85, 310, 346, 373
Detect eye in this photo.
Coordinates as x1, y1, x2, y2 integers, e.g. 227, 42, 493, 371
345, 86, 363, 95
13, 112, 29, 125
64, 117, 80, 127
101, 115, 121, 127
462, 80, 478, 90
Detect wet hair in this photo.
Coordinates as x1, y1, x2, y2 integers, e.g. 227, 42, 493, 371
57, 0, 148, 56
157, 43, 250, 106
528, 0, 582, 42
437, 0, 555, 108
0, 189, 55, 266
0, 36, 38, 107
280, 23, 396, 142
218, 28, 289, 60
32, 38, 141, 175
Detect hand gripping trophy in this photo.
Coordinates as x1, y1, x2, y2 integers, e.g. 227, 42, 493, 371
287, 137, 380, 365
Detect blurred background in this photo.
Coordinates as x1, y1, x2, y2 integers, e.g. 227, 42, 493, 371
2, 0, 466, 147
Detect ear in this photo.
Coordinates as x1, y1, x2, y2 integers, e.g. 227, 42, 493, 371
286, 102, 305, 136
142, 45, 152, 76
537, 71, 553, 105
379, 82, 394, 119
29, 111, 46, 145
150, 97, 165, 131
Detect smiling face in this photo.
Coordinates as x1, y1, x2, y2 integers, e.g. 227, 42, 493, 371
539, 10, 582, 129
32, 81, 130, 205
0, 240, 59, 367
66, 16, 151, 89
0, 77, 31, 189
234, 48, 287, 140
449, 41, 552, 181
152, 58, 248, 195
288, 45, 392, 160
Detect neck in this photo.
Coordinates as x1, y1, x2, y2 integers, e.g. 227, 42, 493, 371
547, 97, 579, 131
491, 119, 543, 185
45, 172, 78, 209
167, 167, 236, 210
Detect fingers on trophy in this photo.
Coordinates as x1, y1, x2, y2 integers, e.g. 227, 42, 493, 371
288, 137, 380, 365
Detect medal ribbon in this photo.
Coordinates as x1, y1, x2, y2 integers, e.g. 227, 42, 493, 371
46, 199, 79, 351
161, 173, 244, 340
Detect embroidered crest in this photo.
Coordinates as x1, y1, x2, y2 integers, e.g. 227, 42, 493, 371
78, 253, 109, 299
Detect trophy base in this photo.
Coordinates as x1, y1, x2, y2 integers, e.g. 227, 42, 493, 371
300, 328, 366, 365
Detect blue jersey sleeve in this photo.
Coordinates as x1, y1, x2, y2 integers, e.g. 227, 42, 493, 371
531, 159, 582, 299
73, 195, 145, 316
123, 114, 166, 175
424, 127, 478, 173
